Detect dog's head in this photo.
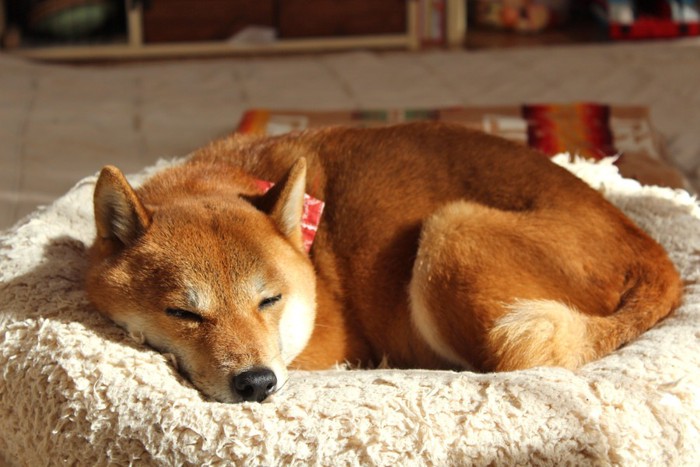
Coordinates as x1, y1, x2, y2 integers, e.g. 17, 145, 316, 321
85, 159, 316, 403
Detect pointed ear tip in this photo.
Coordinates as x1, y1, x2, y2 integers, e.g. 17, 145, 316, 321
294, 157, 307, 171
94, 165, 132, 208
291, 158, 307, 183
99, 165, 124, 179
96, 166, 121, 188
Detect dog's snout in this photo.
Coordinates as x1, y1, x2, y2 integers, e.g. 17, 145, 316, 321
232, 367, 277, 402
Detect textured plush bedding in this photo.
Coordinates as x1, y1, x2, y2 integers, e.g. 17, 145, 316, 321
1, 156, 699, 465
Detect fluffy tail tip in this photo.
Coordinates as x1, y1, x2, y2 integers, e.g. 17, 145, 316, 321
488, 299, 596, 371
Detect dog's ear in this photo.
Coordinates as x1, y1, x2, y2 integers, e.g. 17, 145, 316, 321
93, 165, 151, 246
260, 158, 307, 251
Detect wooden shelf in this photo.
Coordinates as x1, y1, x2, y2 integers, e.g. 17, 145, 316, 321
1, 0, 470, 61
14, 33, 416, 61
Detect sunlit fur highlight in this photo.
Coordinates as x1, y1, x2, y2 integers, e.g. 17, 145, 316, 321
86, 122, 683, 402
488, 300, 595, 371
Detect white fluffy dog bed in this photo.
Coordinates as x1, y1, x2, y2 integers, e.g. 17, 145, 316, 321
1, 156, 699, 466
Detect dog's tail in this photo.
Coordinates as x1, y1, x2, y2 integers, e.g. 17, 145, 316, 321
488, 256, 683, 371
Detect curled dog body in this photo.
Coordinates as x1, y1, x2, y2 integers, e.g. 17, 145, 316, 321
86, 123, 682, 402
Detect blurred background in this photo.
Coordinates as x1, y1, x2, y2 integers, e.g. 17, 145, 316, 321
1, 0, 700, 229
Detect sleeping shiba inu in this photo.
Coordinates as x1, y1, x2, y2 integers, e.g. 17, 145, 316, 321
85, 122, 682, 403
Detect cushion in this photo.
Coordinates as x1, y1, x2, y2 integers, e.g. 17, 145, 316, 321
1, 156, 699, 465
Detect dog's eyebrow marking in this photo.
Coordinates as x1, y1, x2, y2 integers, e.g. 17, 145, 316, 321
186, 284, 213, 312
252, 274, 267, 295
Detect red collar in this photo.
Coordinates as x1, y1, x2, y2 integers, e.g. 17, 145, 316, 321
254, 180, 324, 253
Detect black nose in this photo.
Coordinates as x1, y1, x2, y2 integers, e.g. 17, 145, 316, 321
232, 367, 277, 402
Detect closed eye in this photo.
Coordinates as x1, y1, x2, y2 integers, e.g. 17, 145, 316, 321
259, 294, 282, 310
166, 308, 204, 323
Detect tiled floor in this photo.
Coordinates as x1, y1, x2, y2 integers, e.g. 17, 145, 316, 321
2, 41, 700, 230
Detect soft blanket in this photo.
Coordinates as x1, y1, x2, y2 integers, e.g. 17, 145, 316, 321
0, 156, 699, 466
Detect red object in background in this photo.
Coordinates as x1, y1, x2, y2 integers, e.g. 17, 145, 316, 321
523, 103, 617, 160
610, 18, 700, 39
590, 0, 700, 39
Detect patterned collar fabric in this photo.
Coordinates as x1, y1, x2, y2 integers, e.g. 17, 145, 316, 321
254, 179, 324, 253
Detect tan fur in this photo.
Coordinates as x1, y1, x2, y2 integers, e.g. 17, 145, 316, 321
85, 122, 683, 402
488, 300, 594, 370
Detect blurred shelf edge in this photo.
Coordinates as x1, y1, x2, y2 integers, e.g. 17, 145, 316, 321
10, 34, 417, 61
0, 0, 468, 62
